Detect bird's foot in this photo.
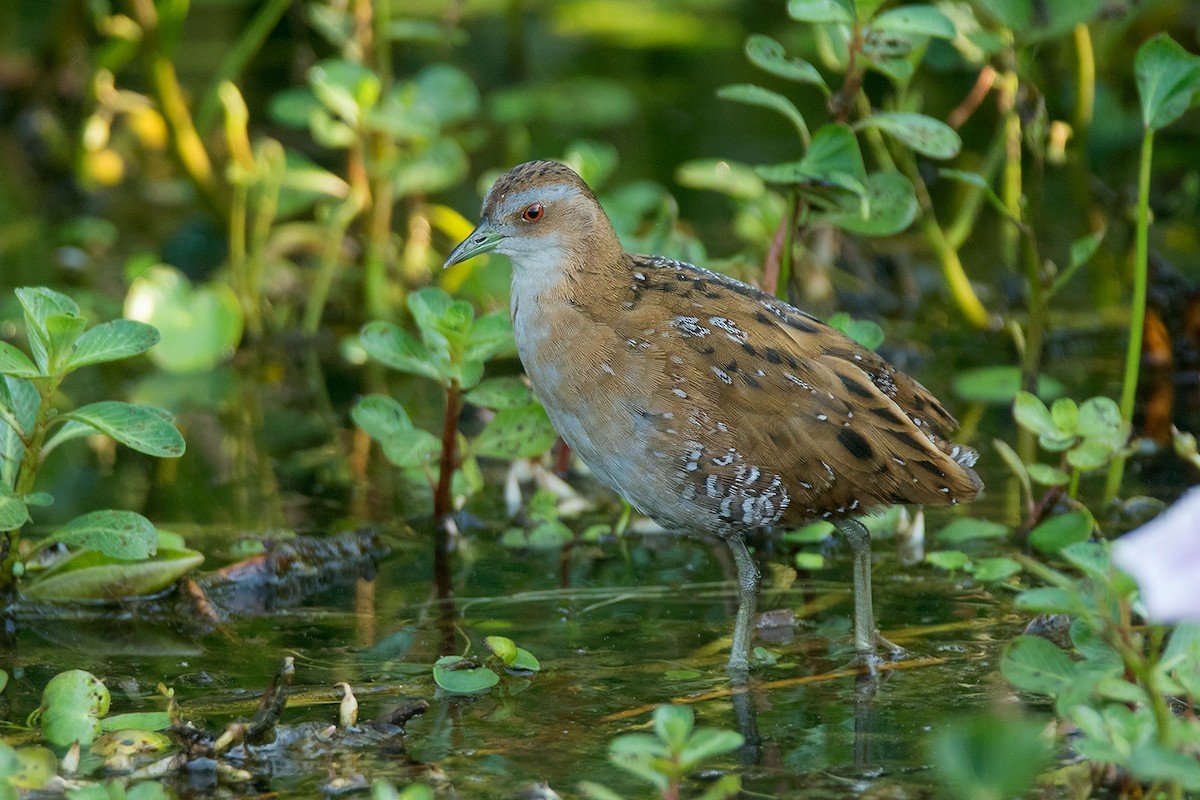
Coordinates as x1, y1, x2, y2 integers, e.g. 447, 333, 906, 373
847, 632, 907, 677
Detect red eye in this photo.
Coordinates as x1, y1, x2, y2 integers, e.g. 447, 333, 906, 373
522, 203, 544, 222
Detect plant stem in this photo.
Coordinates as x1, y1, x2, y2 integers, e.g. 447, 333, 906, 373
1105, 129, 1153, 501
434, 379, 461, 523
999, 70, 1022, 274
1073, 24, 1095, 136
304, 198, 359, 335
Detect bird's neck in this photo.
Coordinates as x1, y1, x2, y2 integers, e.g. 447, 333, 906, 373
510, 226, 628, 307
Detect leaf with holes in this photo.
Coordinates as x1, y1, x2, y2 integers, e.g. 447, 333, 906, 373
61, 402, 185, 458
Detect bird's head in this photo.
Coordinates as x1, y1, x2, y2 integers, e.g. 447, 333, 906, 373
443, 161, 621, 278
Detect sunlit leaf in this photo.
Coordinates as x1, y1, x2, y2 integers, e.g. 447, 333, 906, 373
124, 265, 243, 373
675, 159, 765, 199
61, 402, 184, 458
309, 59, 380, 123
856, 112, 961, 159
744, 34, 828, 91
1135, 34, 1200, 131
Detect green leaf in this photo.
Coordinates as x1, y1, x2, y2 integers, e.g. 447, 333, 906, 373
484, 635, 518, 666
1029, 510, 1092, 555
929, 713, 1051, 800
678, 728, 745, 768
309, 59, 381, 123
43, 314, 88, 374
936, 518, 1008, 544
757, 124, 866, 197
926, 550, 971, 571
826, 312, 885, 349
351, 394, 415, 441
951, 365, 1065, 404
744, 35, 828, 91
464, 312, 515, 362
1135, 34, 1200, 131
1013, 392, 1056, 436
123, 266, 243, 373
653, 705, 694, 751
392, 139, 469, 197
856, 112, 961, 159
465, 377, 532, 410
511, 647, 541, 672
61, 402, 185, 458
1014, 587, 1079, 614
22, 547, 204, 600
100, 711, 172, 732
787, 0, 853, 24
820, 169, 917, 235
473, 404, 557, 459
717, 84, 808, 141
360, 321, 442, 382
1066, 440, 1112, 471
50, 510, 158, 559
432, 656, 499, 694
1026, 463, 1070, 487
1001, 635, 1076, 695
1050, 397, 1078, 433
0, 342, 39, 378
973, 0, 1031, 30
993, 439, 1031, 497
869, 5, 956, 39
578, 782, 626, 800
1077, 396, 1123, 439
381, 428, 442, 470
16, 288, 80, 373
970, 557, 1022, 582
0, 490, 29, 529
62, 320, 160, 373
413, 63, 479, 126
675, 159, 765, 199
794, 551, 826, 569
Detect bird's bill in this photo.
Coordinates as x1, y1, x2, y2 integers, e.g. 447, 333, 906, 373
443, 221, 504, 269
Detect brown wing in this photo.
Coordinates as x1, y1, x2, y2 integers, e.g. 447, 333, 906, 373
579, 254, 982, 532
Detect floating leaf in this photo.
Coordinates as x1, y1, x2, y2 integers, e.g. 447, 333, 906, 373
50, 510, 158, 560
1135, 34, 1200, 131
61, 402, 185, 458
717, 84, 808, 141
744, 35, 828, 91
926, 550, 971, 571
432, 656, 499, 694
99, 712, 173, 732
971, 557, 1022, 582
857, 112, 961, 159
484, 636, 518, 666
62, 320, 160, 373
39, 669, 110, 747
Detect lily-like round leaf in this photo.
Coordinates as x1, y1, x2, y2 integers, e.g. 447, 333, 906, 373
432, 656, 499, 694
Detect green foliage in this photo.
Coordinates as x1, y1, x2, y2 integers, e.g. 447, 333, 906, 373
355, 287, 554, 516
0, 287, 195, 597
1001, 545, 1200, 794
580, 705, 743, 800
929, 713, 1052, 800
123, 265, 244, 373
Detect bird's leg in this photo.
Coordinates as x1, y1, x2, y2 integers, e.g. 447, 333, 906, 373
724, 534, 760, 678
834, 518, 904, 664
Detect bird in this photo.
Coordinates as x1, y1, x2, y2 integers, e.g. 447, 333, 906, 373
444, 160, 983, 675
